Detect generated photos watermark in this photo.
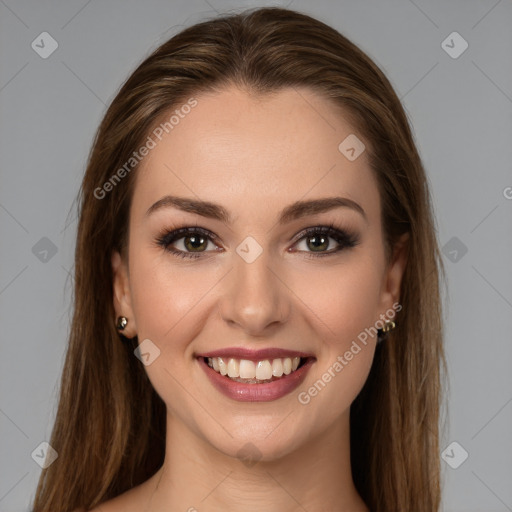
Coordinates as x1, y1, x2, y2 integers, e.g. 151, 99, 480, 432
94, 97, 198, 200
297, 301, 402, 405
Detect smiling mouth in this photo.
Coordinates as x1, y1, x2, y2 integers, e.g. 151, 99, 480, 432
203, 356, 310, 384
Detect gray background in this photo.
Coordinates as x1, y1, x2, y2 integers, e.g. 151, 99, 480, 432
1, 1, 511, 510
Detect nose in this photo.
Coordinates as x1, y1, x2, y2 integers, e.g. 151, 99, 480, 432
217, 246, 290, 336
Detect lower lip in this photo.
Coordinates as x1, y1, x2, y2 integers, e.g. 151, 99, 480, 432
198, 356, 315, 402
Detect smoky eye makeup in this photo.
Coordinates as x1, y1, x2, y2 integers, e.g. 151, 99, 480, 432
152, 220, 361, 260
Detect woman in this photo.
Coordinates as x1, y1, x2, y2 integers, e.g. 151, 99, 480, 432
32, 6, 447, 512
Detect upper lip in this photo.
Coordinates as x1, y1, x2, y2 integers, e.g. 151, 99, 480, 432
196, 347, 315, 362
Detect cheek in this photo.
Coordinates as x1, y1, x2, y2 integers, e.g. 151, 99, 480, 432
294, 265, 381, 419
292, 253, 385, 347
128, 247, 223, 355
127, 250, 218, 412
291, 253, 384, 407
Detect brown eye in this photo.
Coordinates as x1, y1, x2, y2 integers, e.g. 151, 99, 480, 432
183, 234, 208, 252
156, 227, 220, 259
304, 234, 330, 252
292, 226, 360, 257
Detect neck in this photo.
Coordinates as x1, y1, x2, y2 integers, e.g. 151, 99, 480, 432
143, 409, 369, 512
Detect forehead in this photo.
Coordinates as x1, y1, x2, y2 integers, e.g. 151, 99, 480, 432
131, 85, 380, 226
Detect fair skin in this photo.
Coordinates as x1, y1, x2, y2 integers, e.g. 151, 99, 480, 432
88, 85, 408, 512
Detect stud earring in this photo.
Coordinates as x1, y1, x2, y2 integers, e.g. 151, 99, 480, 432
116, 316, 128, 331
381, 320, 396, 333
377, 320, 396, 343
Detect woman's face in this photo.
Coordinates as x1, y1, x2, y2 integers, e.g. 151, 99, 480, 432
112, 85, 407, 461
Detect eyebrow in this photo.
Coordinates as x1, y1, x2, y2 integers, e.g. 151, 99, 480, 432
145, 195, 367, 225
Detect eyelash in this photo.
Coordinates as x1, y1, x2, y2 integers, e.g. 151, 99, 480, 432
154, 222, 360, 260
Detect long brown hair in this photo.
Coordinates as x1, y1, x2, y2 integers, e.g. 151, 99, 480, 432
32, 7, 447, 511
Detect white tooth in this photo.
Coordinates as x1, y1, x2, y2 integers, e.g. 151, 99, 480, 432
218, 357, 228, 376
272, 358, 283, 377
256, 360, 273, 380
212, 357, 220, 372
239, 359, 256, 379
292, 357, 300, 371
227, 358, 240, 378
283, 357, 292, 375
208, 357, 213, 367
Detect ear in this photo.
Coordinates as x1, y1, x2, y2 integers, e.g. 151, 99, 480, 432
112, 250, 137, 337
377, 232, 409, 318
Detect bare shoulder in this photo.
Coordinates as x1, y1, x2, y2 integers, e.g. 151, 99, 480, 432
81, 496, 129, 512
86, 498, 119, 511
83, 493, 136, 512
72, 470, 160, 512
81, 478, 156, 512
